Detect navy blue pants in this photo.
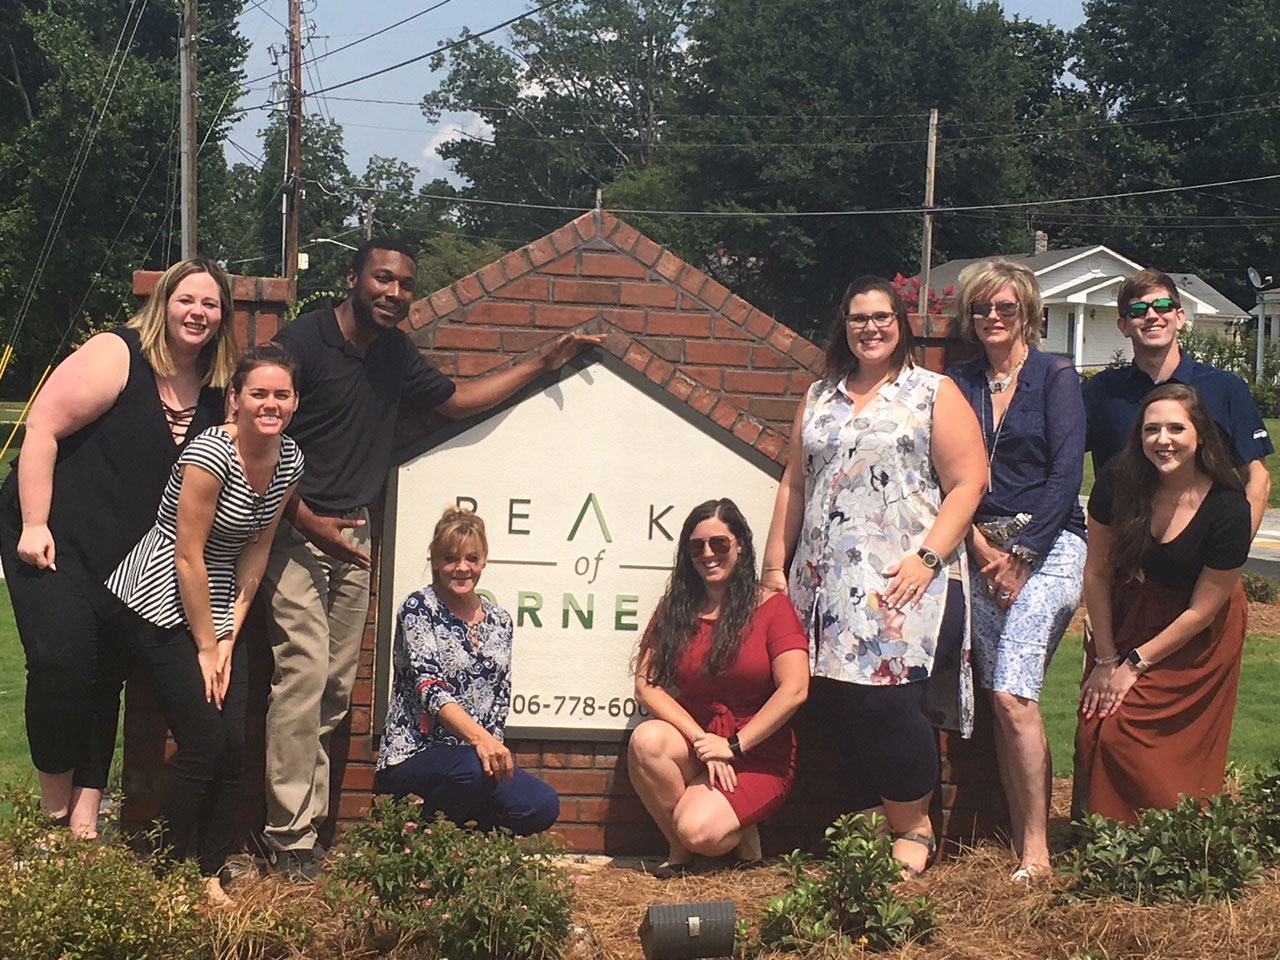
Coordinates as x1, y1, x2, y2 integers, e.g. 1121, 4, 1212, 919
377, 745, 559, 836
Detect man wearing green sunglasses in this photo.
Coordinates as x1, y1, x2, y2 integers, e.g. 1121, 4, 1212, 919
1083, 268, 1273, 536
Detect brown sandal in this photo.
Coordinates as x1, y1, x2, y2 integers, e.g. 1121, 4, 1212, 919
892, 831, 936, 877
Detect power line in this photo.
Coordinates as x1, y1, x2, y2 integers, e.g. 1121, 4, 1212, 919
306, 0, 571, 97
321, 171, 1280, 218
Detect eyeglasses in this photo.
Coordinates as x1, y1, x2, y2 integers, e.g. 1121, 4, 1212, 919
970, 300, 1020, 319
687, 535, 735, 556
1127, 298, 1179, 318
847, 311, 896, 329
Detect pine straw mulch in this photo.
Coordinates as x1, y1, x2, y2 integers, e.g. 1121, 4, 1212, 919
210, 777, 1280, 960
1068, 599, 1280, 636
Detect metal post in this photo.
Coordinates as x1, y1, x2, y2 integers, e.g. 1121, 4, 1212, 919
918, 108, 938, 317
179, 0, 198, 258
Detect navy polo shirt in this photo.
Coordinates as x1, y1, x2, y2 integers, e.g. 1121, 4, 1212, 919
276, 303, 456, 515
1082, 350, 1273, 473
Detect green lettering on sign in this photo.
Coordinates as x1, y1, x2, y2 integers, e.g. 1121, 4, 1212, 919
517, 591, 543, 628
566, 492, 612, 542
615, 594, 640, 631
562, 593, 594, 629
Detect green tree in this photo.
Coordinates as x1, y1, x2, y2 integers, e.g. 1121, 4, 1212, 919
421, 0, 695, 241
0, 0, 247, 397
1066, 0, 1280, 304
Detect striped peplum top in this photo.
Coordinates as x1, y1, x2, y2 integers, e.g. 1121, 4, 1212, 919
107, 426, 304, 636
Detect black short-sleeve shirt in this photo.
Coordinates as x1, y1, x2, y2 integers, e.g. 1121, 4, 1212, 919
276, 304, 455, 515
1087, 467, 1250, 591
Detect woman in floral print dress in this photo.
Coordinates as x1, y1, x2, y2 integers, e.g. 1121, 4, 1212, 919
762, 275, 986, 876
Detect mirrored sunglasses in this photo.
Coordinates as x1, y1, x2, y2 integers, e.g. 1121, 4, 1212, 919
970, 300, 1020, 319
1127, 298, 1179, 317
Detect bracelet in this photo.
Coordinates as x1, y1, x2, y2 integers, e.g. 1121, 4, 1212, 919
728, 734, 745, 758
762, 565, 785, 573
1094, 655, 1120, 666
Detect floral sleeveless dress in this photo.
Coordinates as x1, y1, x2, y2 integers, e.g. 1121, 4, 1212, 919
788, 365, 974, 736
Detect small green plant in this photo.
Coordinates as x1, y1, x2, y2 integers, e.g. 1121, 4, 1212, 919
1241, 571, 1280, 604
281, 288, 343, 326
328, 798, 574, 960
0, 782, 210, 960
743, 813, 938, 956
1240, 758, 1280, 860
1064, 793, 1266, 904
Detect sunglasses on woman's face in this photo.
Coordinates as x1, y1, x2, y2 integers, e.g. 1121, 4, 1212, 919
970, 300, 1020, 319
687, 535, 735, 556
1127, 298, 1179, 318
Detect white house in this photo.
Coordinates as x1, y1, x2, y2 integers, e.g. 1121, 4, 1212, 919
918, 245, 1251, 370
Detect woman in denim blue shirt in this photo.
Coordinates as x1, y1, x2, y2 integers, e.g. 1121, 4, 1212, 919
376, 507, 559, 835
946, 259, 1086, 884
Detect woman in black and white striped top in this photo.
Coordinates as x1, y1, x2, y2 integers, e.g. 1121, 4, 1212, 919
108, 343, 304, 904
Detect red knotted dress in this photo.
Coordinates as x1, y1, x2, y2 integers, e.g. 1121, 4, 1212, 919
662, 592, 809, 827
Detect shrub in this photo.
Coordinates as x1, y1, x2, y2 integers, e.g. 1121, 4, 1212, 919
1063, 793, 1266, 904
744, 813, 938, 956
0, 783, 210, 960
328, 798, 574, 960
1241, 571, 1280, 604
1240, 759, 1280, 860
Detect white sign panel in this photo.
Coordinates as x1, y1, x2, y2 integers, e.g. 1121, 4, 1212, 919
384, 359, 781, 737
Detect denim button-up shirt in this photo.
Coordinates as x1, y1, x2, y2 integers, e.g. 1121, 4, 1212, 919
947, 347, 1087, 559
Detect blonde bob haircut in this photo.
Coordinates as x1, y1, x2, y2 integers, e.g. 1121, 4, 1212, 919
429, 506, 489, 584
126, 258, 239, 388
954, 259, 1043, 347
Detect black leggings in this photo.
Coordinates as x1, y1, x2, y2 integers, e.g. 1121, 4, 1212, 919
824, 579, 965, 810
132, 622, 247, 876
0, 542, 133, 789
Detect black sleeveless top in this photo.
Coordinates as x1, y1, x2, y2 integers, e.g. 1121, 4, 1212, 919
0, 327, 224, 586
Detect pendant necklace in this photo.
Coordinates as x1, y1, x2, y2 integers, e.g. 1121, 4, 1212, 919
986, 349, 1027, 393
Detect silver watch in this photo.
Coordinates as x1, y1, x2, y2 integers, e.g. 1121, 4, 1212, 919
916, 546, 941, 571
1125, 649, 1150, 672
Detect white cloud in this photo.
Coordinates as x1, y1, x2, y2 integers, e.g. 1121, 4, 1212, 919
419, 111, 494, 185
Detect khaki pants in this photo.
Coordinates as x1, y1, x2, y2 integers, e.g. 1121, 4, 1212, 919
261, 511, 371, 852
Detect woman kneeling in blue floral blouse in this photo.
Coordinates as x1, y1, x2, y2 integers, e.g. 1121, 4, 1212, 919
376, 507, 559, 835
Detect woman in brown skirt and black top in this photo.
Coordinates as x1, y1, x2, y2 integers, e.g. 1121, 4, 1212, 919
1076, 383, 1249, 823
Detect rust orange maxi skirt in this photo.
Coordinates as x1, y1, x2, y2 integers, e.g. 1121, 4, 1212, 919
1074, 580, 1247, 824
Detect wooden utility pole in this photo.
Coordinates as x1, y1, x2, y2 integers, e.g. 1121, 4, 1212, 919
283, 0, 303, 277
918, 107, 939, 317
179, 0, 199, 258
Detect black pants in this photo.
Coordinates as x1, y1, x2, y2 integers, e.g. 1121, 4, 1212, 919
823, 579, 966, 811
0, 541, 133, 790
132, 622, 247, 876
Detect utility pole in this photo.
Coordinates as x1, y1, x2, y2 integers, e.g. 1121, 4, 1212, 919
918, 107, 938, 317
283, 0, 303, 278
179, 0, 198, 258
363, 196, 375, 240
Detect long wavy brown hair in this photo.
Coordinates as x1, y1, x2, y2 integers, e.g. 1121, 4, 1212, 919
639, 498, 759, 687
1109, 383, 1243, 581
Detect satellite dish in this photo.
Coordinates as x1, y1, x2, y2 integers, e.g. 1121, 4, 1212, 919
1248, 266, 1263, 289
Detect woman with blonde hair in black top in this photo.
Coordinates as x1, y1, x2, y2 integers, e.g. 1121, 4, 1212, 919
0, 258, 237, 838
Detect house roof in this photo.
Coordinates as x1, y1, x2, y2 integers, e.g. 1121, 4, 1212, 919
918, 246, 1247, 319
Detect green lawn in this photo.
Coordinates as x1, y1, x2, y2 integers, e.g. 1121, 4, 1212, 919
1041, 630, 1280, 772
0, 591, 26, 777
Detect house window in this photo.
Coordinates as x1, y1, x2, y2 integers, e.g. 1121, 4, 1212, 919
1041, 307, 1049, 338
1067, 310, 1076, 349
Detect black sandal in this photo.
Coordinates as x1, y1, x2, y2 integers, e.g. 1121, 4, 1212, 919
892, 831, 936, 877
650, 859, 696, 880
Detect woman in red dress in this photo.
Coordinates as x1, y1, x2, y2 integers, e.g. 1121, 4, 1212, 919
629, 498, 809, 876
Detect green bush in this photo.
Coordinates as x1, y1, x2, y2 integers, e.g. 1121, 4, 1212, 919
0, 783, 209, 960
1064, 793, 1266, 904
744, 814, 938, 956
1241, 571, 1280, 604
328, 798, 574, 960
1240, 759, 1280, 860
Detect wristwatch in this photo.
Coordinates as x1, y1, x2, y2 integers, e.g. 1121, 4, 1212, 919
916, 546, 941, 571
1125, 649, 1150, 673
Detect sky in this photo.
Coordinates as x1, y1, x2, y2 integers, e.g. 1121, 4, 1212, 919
227, 0, 1088, 189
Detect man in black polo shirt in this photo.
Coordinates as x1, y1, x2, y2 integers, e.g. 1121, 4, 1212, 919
261, 237, 601, 880
1083, 267, 1272, 535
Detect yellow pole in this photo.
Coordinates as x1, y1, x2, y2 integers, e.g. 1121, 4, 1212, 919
0, 344, 14, 383
0, 364, 51, 462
